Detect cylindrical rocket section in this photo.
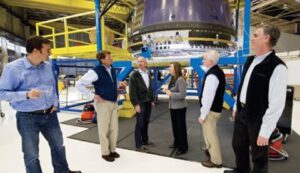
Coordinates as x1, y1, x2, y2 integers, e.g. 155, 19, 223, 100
129, 0, 236, 58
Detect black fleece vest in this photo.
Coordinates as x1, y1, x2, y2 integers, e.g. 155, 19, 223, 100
237, 51, 286, 119
199, 65, 225, 113
92, 65, 118, 102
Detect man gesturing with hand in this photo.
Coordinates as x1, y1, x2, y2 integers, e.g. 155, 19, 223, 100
0, 36, 81, 173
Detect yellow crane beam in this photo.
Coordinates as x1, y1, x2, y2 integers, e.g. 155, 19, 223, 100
3, 0, 130, 19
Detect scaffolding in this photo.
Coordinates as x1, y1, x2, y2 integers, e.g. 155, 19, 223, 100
36, 11, 132, 61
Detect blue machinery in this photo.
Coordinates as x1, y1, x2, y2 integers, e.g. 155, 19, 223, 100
54, 0, 251, 112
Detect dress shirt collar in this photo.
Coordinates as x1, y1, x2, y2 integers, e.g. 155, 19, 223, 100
138, 68, 148, 74
254, 51, 272, 62
102, 64, 112, 71
23, 56, 46, 69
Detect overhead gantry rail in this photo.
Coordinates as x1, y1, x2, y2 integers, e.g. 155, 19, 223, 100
36, 10, 132, 60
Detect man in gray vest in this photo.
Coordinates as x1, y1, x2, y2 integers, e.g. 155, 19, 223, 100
224, 23, 288, 173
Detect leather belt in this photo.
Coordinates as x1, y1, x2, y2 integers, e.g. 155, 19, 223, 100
23, 106, 53, 115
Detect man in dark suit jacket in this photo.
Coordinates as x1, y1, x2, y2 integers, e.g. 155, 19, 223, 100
129, 56, 155, 152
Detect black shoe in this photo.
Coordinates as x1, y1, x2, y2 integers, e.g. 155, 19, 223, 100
110, 152, 120, 158
224, 169, 238, 173
69, 170, 82, 173
143, 141, 155, 147
136, 146, 150, 153
102, 154, 115, 162
201, 160, 222, 168
175, 150, 187, 156
169, 144, 177, 149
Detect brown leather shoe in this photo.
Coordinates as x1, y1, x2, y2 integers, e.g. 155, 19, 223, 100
201, 160, 222, 168
102, 154, 115, 162
110, 152, 120, 158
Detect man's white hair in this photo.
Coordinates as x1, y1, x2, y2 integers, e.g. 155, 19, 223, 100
203, 50, 220, 65
137, 56, 148, 63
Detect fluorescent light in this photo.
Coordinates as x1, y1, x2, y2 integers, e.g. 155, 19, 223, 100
7, 41, 15, 50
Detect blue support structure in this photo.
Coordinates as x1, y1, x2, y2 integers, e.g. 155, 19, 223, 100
243, 0, 251, 55
233, 65, 243, 95
152, 68, 159, 94
191, 70, 194, 89
190, 58, 205, 96
95, 0, 102, 52
50, 59, 60, 110
151, 68, 172, 95
155, 74, 171, 95
112, 61, 133, 81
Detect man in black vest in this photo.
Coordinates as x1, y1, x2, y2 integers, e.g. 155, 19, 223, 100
76, 50, 127, 162
129, 56, 155, 152
224, 24, 288, 173
198, 50, 225, 168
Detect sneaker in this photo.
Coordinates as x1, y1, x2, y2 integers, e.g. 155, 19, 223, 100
102, 154, 115, 162
110, 152, 120, 158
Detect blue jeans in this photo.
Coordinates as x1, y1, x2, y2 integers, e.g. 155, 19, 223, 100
16, 112, 69, 173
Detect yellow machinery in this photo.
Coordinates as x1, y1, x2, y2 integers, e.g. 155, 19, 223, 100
118, 94, 136, 118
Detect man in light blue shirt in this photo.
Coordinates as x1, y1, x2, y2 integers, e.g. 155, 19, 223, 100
0, 36, 81, 173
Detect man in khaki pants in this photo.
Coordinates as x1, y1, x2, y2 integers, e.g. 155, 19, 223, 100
198, 50, 225, 168
76, 50, 127, 162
